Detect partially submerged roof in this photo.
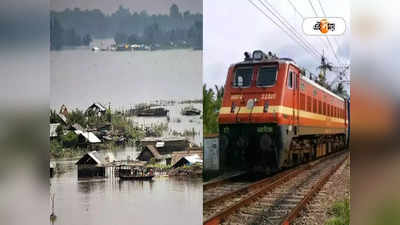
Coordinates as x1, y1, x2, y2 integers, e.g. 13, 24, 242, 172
76, 151, 115, 165
87, 102, 107, 112
172, 154, 202, 168
74, 130, 101, 143
144, 145, 162, 159
182, 154, 203, 164
171, 149, 203, 165
72, 123, 84, 131
57, 113, 67, 124
49, 123, 60, 137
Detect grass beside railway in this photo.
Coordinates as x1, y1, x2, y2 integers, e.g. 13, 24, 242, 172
325, 198, 350, 225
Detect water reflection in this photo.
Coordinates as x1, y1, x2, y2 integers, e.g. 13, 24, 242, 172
50, 148, 202, 225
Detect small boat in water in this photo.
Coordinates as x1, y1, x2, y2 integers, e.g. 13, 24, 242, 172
119, 174, 154, 180
136, 106, 169, 117
117, 165, 154, 181
181, 106, 201, 116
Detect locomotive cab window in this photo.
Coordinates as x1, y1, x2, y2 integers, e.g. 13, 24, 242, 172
256, 66, 277, 86
233, 67, 253, 87
287, 71, 294, 89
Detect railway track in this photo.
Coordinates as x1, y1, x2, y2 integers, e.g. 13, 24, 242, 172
203, 172, 248, 192
203, 151, 349, 225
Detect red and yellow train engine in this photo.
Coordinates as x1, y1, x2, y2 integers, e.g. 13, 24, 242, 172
218, 50, 349, 174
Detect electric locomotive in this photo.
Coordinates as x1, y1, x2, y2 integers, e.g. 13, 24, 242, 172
218, 50, 349, 174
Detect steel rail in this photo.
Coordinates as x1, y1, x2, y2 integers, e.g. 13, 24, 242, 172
280, 153, 349, 225
203, 151, 347, 225
204, 168, 297, 208
203, 172, 247, 191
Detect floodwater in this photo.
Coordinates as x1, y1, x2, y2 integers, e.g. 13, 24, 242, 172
130, 102, 203, 145
50, 41, 203, 225
51, 41, 203, 145
50, 147, 202, 225
50, 42, 202, 110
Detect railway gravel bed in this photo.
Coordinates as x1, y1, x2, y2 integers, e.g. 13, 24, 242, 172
291, 157, 350, 225
204, 152, 348, 225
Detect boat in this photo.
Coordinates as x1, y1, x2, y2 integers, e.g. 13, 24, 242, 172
181, 106, 201, 116
117, 165, 155, 181
136, 107, 169, 117
119, 174, 154, 180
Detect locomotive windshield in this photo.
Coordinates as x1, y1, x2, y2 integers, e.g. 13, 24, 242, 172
233, 67, 253, 87
256, 66, 277, 86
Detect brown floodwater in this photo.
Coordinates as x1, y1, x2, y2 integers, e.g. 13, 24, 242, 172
50, 150, 202, 225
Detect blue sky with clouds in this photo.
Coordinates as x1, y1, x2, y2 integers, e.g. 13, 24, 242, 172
203, 0, 350, 88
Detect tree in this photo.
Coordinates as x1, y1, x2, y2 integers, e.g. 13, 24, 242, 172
67, 109, 86, 127
127, 33, 140, 44
203, 84, 222, 135
144, 23, 161, 45
55, 124, 64, 137
188, 21, 203, 49
82, 34, 92, 46
114, 32, 128, 45
63, 28, 82, 46
50, 17, 64, 50
61, 131, 79, 148
169, 4, 181, 19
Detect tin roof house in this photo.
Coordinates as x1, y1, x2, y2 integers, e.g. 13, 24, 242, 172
76, 151, 115, 178
137, 145, 172, 165
172, 154, 203, 168
85, 102, 107, 118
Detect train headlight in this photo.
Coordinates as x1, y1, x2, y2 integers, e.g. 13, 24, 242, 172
252, 50, 265, 61
231, 103, 236, 113
263, 101, 269, 112
246, 99, 255, 110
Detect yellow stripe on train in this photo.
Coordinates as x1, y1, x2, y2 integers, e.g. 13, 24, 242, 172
219, 106, 346, 123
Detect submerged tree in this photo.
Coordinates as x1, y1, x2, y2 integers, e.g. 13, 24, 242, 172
50, 17, 64, 50
82, 34, 92, 46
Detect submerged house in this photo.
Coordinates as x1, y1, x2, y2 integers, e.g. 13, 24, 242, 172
85, 102, 107, 118
138, 137, 190, 154
171, 147, 203, 165
50, 161, 55, 177
172, 154, 203, 168
76, 151, 115, 178
74, 130, 101, 147
136, 145, 172, 165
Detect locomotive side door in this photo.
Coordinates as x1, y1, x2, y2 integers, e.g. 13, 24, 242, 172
289, 68, 300, 127
295, 71, 300, 125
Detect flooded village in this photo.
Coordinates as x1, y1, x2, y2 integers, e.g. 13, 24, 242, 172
49, 100, 203, 225
50, 1, 203, 223
50, 100, 203, 178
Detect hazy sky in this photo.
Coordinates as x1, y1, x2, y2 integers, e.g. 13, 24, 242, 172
204, 0, 350, 88
51, 0, 202, 14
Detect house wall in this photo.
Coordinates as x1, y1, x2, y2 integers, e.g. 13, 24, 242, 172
137, 150, 154, 161
77, 165, 105, 178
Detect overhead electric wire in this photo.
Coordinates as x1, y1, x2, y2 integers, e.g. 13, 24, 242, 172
287, 0, 331, 58
317, 0, 341, 49
308, 0, 319, 16
310, 0, 342, 65
247, 0, 320, 60
258, 0, 323, 58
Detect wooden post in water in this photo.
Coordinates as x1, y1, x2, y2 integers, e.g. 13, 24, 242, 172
50, 193, 57, 225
